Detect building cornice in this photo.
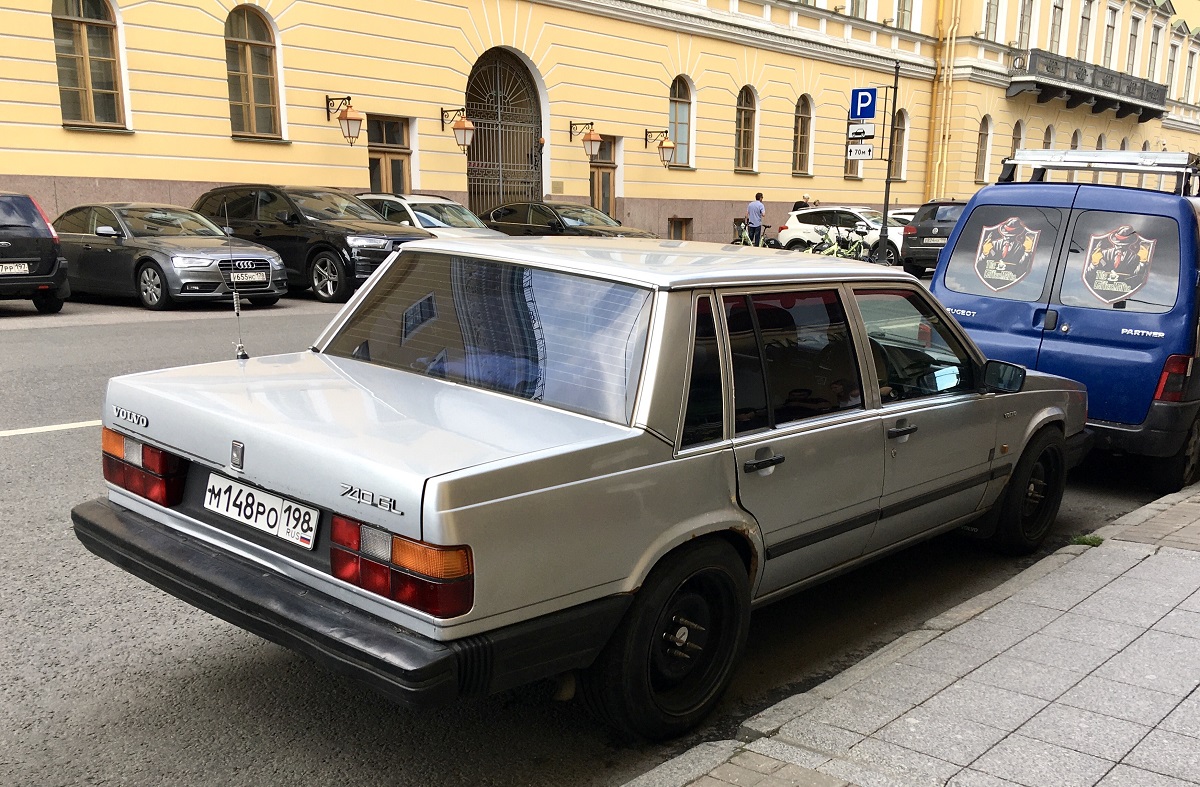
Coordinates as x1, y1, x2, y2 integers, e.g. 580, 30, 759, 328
530, 0, 938, 80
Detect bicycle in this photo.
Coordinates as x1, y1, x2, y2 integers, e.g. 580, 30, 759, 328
731, 218, 782, 248
811, 223, 870, 260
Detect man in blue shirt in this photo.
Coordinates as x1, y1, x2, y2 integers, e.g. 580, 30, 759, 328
746, 193, 766, 246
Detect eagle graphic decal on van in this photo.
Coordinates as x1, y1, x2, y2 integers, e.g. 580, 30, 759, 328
1082, 224, 1155, 304
974, 217, 1040, 291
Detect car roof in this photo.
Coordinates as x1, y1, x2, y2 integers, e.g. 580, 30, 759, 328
358, 193, 456, 204
71, 202, 197, 210
398, 237, 915, 290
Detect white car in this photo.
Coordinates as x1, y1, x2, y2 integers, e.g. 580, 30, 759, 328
778, 206, 906, 265
888, 207, 920, 225
358, 193, 504, 239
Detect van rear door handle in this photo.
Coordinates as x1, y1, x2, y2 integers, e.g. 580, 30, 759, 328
743, 455, 786, 473
1043, 309, 1058, 331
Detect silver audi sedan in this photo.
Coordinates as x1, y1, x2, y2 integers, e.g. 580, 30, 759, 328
72, 237, 1089, 739
53, 203, 287, 309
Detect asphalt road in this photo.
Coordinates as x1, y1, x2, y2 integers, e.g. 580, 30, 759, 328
0, 294, 1160, 787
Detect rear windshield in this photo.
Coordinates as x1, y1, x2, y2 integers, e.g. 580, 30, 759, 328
410, 202, 488, 229
324, 252, 653, 424
0, 196, 51, 238
914, 203, 964, 223
942, 205, 1064, 302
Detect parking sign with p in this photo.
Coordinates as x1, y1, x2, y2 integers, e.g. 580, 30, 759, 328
849, 88, 878, 120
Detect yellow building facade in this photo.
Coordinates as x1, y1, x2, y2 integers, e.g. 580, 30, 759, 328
4, 0, 1200, 241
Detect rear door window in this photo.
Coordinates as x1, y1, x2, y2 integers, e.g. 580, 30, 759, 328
1056, 211, 1180, 313
942, 205, 1064, 302
54, 207, 93, 235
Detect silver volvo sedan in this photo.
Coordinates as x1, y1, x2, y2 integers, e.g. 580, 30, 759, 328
72, 237, 1089, 740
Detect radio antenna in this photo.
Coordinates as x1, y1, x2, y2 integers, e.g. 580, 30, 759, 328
223, 199, 249, 360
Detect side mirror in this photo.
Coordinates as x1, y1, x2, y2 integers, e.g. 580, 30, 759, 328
95, 225, 121, 238
982, 359, 1026, 393
223, 226, 235, 236
854, 221, 869, 235
549, 219, 564, 232
399, 220, 412, 226
275, 210, 297, 225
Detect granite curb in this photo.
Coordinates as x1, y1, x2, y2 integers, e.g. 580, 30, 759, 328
621, 484, 1200, 787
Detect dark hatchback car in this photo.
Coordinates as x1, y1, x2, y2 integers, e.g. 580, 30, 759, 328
0, 192, 69, 314
479, 201, 657, 238
900, 199, 966, 277
193, 186, 433, 302
54, 203, 287, 310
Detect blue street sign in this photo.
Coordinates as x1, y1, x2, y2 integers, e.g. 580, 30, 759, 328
849, 88, 878, 120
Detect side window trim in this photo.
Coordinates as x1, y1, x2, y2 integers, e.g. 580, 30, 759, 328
676, 290, 732, 453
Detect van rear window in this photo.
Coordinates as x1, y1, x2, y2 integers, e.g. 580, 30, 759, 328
1057, 211, 1179, 313
942, 206, 1063, 302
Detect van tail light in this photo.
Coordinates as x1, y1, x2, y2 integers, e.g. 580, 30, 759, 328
330, 515, 474, 618
903, 223, 917, 236
30, 196, 59, 241
1154, 355, 1192, 403
102, 427, 188, 506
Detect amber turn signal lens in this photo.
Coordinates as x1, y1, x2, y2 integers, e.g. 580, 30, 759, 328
391, 537, 472, 580
102, 427, 125, 458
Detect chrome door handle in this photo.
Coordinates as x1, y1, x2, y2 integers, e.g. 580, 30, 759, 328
887, 424, 919, 439
743, 455, 786, 473
83, 244, 92, 250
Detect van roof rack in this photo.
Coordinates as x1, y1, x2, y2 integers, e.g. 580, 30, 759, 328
998, 149, 1200, 195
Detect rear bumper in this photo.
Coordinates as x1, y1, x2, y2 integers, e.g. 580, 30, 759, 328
1090, 399, 1200, 457
72, 498, 631, 706
899, 244, 944, 268
0, 258, 69, 300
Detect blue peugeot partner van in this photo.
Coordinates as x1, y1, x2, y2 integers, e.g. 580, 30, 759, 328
931, 150, 1200, 491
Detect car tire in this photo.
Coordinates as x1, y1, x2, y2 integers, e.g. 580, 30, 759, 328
309, 251, 352, 303
786, 240, 810, 252
137, 262, 174, 310
248, 295, 281, 307
903, 263, 925, 277
990, 428, 1066, 555
32, 293, 64, 314
870, 242, 899, 266
1153, 415, 1200, 493
580, 539, 749, 740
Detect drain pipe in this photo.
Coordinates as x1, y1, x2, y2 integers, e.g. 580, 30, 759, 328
925, 0, 948, 201
930, 0, 961, 198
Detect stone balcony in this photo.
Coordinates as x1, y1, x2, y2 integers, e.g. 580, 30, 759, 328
1007, 48, 1168, 123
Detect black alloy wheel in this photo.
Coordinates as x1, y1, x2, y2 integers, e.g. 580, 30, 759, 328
992, 428, 1066, 555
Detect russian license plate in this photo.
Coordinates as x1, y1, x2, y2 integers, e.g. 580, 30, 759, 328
0, 263, 30, 275
231, 271, 267, 282
203, 473, 319, 550
923, 237, 948, 246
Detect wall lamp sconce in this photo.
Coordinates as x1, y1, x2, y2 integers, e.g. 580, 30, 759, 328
644, 129, 675, 166
974, 30, 987, 37
440, 107, 475, 153
570, 121, 604, 160
883, 17, 895, 25
833, 5, 845, 13
325, 95, 365, 146
1007, 40, 1020, 48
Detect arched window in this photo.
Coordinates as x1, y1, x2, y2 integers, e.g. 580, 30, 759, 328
1043, 124, 1055, 148
225, 6, 279, 137
668, 76, 692, 167
1011, 121, 1024, 158
888, 110, 908, 180
791, 95, 814, 175
52, 0, 123, 126
1069, 129, 1082, 181
735, 86, 756, 171
975, 116, 992, 182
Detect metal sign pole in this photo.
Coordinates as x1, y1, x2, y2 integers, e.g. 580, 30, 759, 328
877, 60, 900, 265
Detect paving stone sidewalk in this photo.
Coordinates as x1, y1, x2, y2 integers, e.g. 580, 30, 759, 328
624, 486, 1200, 787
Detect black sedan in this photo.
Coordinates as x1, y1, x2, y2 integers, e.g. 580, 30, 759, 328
479, 202, 657, 238
53, 204, 287, 310
900, 199, 965, 277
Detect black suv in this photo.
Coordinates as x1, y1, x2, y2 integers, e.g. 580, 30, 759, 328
192, 186, 433, 302
900, 199, 965, 277
0, 192, 70, 313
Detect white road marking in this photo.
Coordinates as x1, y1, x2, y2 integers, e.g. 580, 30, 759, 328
0, 419, 102, 437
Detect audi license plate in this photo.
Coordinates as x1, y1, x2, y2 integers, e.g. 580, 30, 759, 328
231, 271, 267, 282
0, 263, 30, 275
923, 237, 948, 246
203, 473, 318, 549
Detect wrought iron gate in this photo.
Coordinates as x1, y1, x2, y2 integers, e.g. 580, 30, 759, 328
466, 49, 542, 214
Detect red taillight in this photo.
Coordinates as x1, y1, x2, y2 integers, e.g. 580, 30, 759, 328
778, 225, 787, 232
903, 224, 917, 235
30, 196, 58, 241
102, 427, 188, 506
1155, 355, 1192, 402
329, 517, 474, 618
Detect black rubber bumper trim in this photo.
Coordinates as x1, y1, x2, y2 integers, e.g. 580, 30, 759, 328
72, 498, 461, 708
1065, 429, 1094, 469
72, 498, 634, 706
